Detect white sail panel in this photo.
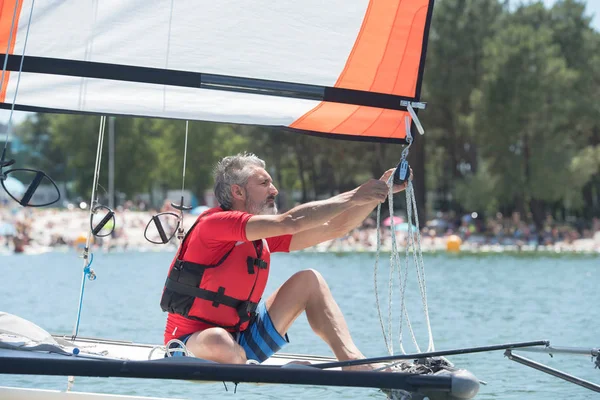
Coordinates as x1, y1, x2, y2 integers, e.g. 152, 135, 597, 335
4, 72, 319, 125
11, 0, 369, 86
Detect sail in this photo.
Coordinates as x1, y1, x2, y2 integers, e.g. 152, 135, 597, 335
0, 0, 434, 142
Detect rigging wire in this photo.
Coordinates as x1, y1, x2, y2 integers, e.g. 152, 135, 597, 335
175, 120, 190, 241
1, 0, 36, 155
143, 120, 191, 245
71, 115, 106, 339
67, 115, 107, 392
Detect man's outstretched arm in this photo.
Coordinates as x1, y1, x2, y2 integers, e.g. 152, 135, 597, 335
289, 168, 411, 251
245, 178, 389, 241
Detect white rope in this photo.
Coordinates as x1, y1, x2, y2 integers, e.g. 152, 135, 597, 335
374, 200, 393, 355
164, 338, 194, 357
148, 345, 164, 360
374, 107, 435, 358
406, 181, 435, 352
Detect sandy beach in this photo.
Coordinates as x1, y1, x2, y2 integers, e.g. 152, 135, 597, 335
1, 206, 599, 256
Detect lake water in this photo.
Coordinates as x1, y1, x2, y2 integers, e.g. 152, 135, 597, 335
1, 251, 598, 399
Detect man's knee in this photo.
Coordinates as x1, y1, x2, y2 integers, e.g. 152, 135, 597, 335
187, 328, 246, 364
292, 269, 328, 292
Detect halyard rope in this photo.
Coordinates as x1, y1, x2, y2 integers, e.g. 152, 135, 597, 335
374, 106, 434, 358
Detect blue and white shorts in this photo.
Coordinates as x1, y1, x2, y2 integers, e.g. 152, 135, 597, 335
167, 302, 289, 363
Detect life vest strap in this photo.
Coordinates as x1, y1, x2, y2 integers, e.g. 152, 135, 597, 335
165, 277, 258, 311
173, 250, 232, 272
246, 256, 268, 274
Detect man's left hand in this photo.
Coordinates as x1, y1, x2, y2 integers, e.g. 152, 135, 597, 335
379, 167, 413, 194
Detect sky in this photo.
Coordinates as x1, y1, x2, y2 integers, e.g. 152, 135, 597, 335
543, 0, 600, 30
1, 0, 599, 127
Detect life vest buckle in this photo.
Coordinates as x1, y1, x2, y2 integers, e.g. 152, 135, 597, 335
173, 259, 185, 271
236, 300, 258, 322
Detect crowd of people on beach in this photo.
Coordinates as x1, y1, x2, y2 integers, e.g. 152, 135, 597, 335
1, 199, 600, 255
325, 211, 600, 254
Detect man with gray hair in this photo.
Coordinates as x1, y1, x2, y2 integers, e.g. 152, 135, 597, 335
161, 152, 410, 369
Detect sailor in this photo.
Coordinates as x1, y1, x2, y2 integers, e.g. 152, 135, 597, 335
161, 152, 411, 367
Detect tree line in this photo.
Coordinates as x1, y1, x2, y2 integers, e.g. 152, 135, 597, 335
13, 0, 600, 231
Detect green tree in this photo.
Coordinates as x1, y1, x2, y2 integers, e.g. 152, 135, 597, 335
473, 6, 580, 230
422, 0, 505, 214
46, 114, 104, 198
111, 117, 158, 199
547, 0, 600, 218
15, 114, 68, 182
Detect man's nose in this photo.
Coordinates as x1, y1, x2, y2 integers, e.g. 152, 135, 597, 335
270, 184, 278, 196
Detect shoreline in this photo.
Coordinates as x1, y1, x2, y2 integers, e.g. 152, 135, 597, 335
2, 245, 598, 258
1, 208, 599, 257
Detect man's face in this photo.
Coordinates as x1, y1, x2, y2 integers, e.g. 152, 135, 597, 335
242, 167, 278, 215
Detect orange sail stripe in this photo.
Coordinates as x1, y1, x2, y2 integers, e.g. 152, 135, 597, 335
291, 103, 359, 134
291, 0, 430, 140
371, 3, 428, 95
292, 103, 411, 140
335, 0, 399, 91
363, 109, 409, 138
392, 6, 429, 95
0, 0, 22, 103
332, 106, 384, 135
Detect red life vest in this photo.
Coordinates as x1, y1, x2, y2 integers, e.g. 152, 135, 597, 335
160, 210, 270, 332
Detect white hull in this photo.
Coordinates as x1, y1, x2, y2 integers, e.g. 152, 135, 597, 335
54, 335, 339, 367
0, 386, 182, 400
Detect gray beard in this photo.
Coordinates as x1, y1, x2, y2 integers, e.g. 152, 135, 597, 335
245, 197, 278, 215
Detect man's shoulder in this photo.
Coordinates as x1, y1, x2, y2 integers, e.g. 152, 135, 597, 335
201, 207, 248, 216
198, 208, 251, 223
192, 208, 253, 243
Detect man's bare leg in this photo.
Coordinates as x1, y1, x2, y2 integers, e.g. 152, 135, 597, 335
183, 327, 247, 364
266, 269, 374, 370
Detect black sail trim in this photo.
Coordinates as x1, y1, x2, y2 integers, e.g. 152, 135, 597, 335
0, 54, 424, 111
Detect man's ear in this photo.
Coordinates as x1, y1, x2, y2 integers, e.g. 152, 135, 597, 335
231, 184, 245, 201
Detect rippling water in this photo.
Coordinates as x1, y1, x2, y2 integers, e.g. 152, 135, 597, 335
1, 251, 598, 399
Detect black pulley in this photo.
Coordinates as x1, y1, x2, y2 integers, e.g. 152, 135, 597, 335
393, 160, 410, 185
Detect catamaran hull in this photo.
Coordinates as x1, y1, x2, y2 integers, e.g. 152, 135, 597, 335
0, 338, 480, 400
0, 387, 182, 400
0, 315, 479, 400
